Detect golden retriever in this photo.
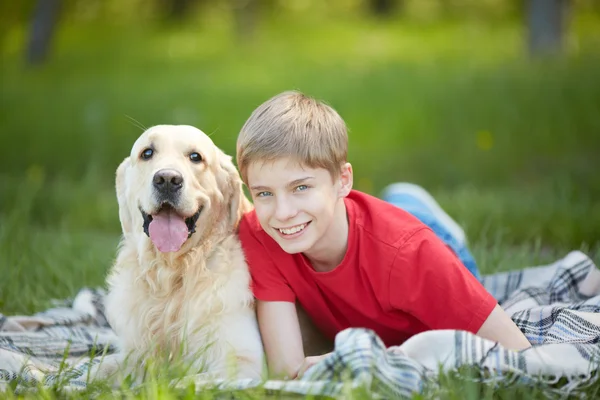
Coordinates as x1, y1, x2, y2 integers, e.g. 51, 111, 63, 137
103, 124, 264, 380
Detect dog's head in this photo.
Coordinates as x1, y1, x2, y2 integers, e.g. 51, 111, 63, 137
115, 125, 251, 253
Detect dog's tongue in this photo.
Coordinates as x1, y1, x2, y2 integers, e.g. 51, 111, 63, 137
148, 208, 188, 253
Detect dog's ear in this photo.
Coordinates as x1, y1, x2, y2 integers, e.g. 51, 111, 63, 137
115, 157, 133, 235
217, 149, 253, 229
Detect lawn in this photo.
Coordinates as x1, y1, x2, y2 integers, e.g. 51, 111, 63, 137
1, 5, 599, 398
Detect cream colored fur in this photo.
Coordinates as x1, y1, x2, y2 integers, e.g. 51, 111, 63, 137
102, 125, 263, 380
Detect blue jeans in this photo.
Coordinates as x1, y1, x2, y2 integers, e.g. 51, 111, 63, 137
380, 183, 480, 280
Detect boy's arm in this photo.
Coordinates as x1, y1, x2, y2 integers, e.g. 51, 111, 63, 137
238, 218, 304, 376
257, 300, 306, 379
476, 304, 531, 350
238, 218, 332, 376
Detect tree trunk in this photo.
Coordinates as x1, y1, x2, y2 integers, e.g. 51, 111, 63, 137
369, 0, 403, 17
233, 0, 258, 42
160, 0, 194, 21
526, 0, 569, 56
26, 0, 62, 65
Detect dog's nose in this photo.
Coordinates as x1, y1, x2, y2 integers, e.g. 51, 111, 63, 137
153, 169, 183, 194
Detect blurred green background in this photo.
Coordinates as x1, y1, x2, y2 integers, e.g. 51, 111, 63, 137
1, 0, 599, 313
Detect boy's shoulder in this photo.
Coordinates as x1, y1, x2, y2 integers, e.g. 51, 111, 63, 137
238, 207, 264, 239
238, 207, 282, 253
345, 189, 428, 249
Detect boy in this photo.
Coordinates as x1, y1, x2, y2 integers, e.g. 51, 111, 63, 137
235, 91, 531, 380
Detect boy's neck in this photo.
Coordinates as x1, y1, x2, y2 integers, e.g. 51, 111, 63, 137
303, 200, 349, 273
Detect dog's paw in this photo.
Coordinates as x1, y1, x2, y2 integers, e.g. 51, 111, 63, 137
87, 353, 123, 384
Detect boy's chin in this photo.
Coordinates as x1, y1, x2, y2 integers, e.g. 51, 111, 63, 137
278, 243, 308, 255
273, 237, 312, 255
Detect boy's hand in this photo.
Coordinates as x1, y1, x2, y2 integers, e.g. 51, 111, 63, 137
295, 353, 332, 379
388, 346, 406, 355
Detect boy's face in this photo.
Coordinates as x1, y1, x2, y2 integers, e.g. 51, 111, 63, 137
247, 157, 352, 257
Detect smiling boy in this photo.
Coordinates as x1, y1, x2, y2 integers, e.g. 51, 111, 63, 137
236, 91, 531, 379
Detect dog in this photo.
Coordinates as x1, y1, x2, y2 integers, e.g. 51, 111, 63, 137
102, 124, 264, 380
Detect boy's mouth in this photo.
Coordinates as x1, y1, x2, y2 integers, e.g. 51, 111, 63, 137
276, 222, 311, 236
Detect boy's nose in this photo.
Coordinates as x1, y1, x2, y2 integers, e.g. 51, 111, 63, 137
274, 198, 298, 221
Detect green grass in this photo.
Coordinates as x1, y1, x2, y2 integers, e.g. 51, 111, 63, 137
1, 13, 600, 247
1, 6, 600, 399
1, 178, 599, 399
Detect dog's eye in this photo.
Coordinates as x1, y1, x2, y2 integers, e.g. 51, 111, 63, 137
140, 148, 153, 160
189, 152, 203, 163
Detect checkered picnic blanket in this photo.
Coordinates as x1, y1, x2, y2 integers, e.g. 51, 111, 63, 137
1, 250, 599, 397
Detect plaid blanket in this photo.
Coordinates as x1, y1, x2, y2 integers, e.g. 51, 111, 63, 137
1, 250, 599, 397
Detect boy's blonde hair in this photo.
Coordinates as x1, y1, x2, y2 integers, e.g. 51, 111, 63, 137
236, 90, 348, 184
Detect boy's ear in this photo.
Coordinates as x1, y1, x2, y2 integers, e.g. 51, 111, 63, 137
338, 162, 353, 198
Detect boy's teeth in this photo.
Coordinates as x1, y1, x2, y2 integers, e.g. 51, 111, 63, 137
279, 224, 306, 235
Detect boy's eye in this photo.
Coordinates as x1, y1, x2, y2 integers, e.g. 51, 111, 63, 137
295, 185, 308, 192
256, 191, 272, 198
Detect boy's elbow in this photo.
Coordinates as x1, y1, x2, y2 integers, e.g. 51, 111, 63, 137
512, 337, 532, 351
268, 360, 301, 380
476, 304, 532, 351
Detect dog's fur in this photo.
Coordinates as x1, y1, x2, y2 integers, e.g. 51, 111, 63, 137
103, 125, 264, 380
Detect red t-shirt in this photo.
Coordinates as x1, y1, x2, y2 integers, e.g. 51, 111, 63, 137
238, 189, 497, 347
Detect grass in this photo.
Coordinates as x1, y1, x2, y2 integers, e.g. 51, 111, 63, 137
1, 5, 600, 399
1, 13, 600, 247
